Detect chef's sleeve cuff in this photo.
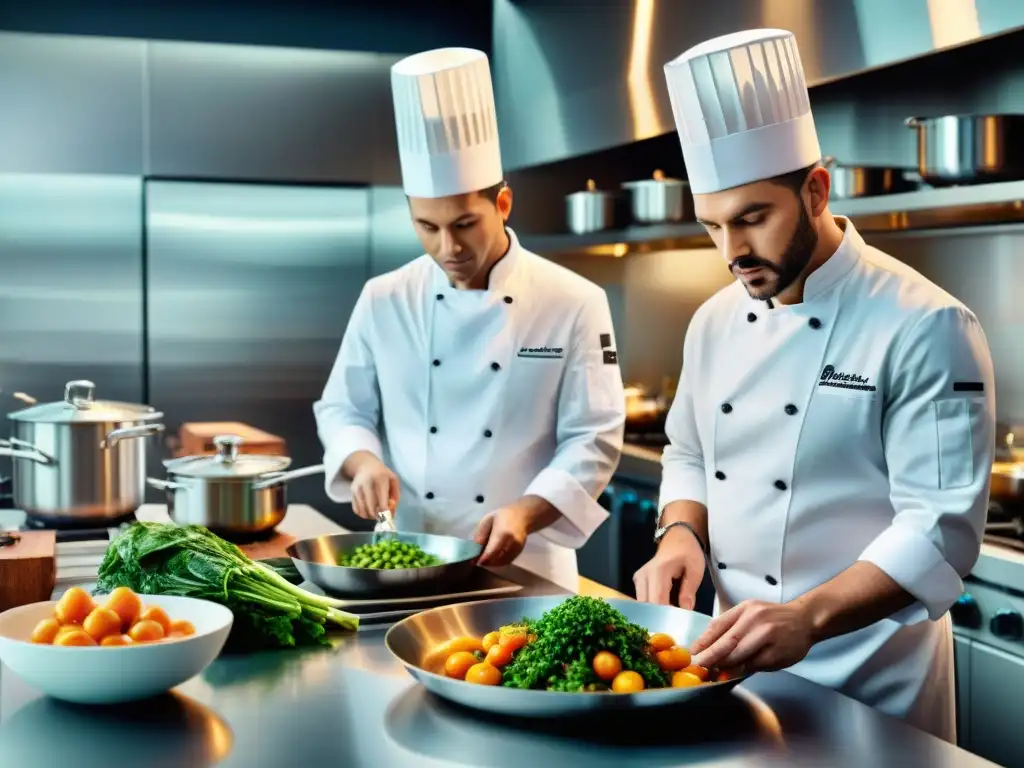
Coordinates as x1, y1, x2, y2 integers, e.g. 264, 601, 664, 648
658, 462, 707, 514
525, 467, 610, 550
323, 426, 383, 503
858, 522, 965, 624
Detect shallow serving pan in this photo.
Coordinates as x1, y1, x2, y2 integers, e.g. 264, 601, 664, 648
286, 532, 482, 598
385, 595, 748, 717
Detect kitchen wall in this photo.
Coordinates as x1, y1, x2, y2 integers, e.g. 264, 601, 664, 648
554, 224, 1024, 423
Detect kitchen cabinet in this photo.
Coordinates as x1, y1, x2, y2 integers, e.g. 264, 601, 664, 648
954, 635, 972, 749
969, 641, 1024, 767
146, 41, 400, 185
0, 33, 145, 174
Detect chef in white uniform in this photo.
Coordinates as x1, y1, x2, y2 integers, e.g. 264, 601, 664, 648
313, 47, 625, 592
634, 29, 995, 742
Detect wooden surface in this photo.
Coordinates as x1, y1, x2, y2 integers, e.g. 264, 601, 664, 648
578, 576, 632, 601
175, 421, 287, 458
234, 531, 296, 561
0, 531, 56, 611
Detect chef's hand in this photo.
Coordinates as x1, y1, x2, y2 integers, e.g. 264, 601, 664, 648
689, 600, 815, 674
472, 506, 530, 567
345, 451, 399, 520
633, 526, 705, 610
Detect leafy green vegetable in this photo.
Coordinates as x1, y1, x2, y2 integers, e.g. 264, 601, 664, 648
501, 596, 668, 691
338, 538, 441, 569
95, 521, 358, 652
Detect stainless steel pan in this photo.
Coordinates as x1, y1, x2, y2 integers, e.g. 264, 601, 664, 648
385, 596, 747, 717
287, 531, 481, 597
0, 380, 164, 523
147, 434, 323, 538
823, 156, 919, 198
905, 115, 1024, 186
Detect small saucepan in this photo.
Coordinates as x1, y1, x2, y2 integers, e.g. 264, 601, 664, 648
823, 156, 919, 199
147, 434, 324, 539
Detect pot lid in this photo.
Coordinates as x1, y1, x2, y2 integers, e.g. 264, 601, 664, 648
162, 434, 292, 478
7, 380, 164, 424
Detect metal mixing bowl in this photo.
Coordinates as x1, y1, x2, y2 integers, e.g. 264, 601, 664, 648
286, 532, 482, 598
385, 595, 748, 717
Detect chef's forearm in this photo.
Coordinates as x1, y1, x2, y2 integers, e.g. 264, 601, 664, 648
792, 560, 917, 644
340, 450, 381, 480
658, 500, 709, 550
516, 494, 563, 534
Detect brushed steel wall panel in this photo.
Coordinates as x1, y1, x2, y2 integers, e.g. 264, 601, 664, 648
368, 186, 422, 277
0, 32, 145, 174
146, 41, 401, 184
492, 0, 1024, 170
145, 181, 370, 507
0, 173, 145, 435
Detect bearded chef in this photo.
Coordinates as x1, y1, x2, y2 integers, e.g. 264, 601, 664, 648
634, 29, 995, 742
313, 47, 625, 592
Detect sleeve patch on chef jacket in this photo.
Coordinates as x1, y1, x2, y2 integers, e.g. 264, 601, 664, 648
600, 333, 612, 348
603, 349, 618, 365
953, 381, 984, 392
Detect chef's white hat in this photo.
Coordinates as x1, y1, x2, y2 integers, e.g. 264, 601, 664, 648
664, 29, 821, 195
390, 47, 503, 199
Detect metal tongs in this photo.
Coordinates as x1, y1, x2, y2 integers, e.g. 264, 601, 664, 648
373, 508, 397, 542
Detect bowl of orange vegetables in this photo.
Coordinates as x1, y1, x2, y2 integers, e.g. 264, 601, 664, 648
0, 586, 233, 704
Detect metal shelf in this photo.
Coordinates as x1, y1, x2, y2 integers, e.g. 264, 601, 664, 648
521, 179, 1024, 258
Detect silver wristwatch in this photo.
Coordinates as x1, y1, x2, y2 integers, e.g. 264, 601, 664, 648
653, 520, 708, 555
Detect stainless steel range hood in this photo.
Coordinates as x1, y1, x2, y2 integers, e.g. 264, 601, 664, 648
492, 0, 1024, 171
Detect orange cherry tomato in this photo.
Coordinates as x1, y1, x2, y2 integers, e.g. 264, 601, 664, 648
100, 634, 133, 646
444, 651, 478, 680
128, 619, 165, 643
611, 670, 645, 693
648, 633, 675, 653
715, 669, 735, 682
592, 651, 622, 682
655, 647, 692, 671
671, 670, 704, 688
482, 631, 501, 652
30, 618, 61, 644
54, 629, 96, 647
465, 662, 502, 686
82, 607, 123, 642
498, 631, 529, 652
681, 664, 709, 682
54, 587, 95, 625
485, 643, 514, 668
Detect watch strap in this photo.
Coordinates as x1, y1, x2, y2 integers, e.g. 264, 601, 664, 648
655, 520, 709, 555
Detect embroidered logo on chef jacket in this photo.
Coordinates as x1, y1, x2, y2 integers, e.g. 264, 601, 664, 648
818, 364, 877, 392
518, 346, 565, 359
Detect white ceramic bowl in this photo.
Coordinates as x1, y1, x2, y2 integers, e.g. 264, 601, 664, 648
0, 593, 234, 704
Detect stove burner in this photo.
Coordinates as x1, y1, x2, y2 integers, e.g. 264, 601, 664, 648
23, 511, 138, 531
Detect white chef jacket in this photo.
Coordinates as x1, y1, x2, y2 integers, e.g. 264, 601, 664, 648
314, 228, 625, 591
660, 218, 995, 742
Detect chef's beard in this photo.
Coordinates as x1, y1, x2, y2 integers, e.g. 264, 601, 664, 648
730, 204, 818, 301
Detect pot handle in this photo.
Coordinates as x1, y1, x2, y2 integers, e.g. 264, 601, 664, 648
252, 464, 325, 491
147, 477, 184, 492
102, 423, 166, 449
0, 438, 54, 465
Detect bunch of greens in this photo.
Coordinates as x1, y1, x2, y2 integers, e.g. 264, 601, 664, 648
95, 522, 359, 652
500, 596, 668, 692
338, 538, 441, 570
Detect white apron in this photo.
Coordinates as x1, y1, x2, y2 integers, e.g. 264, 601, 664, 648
314, 228, 625, 592
660, 219, 995, 742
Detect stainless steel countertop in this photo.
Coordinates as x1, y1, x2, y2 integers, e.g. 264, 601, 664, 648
0, 505, 997, 767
